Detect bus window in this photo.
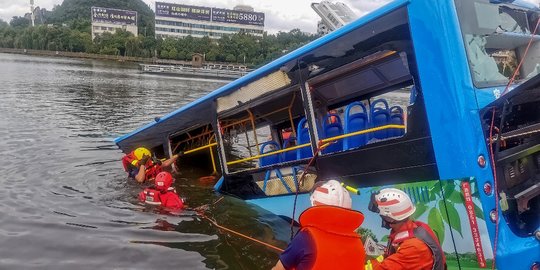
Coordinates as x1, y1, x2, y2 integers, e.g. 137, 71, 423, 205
455, 0, 540, 88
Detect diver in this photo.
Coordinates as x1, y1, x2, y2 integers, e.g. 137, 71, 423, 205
272, 180, 366, 270
121, 147, 182, 183
366, 188, 446, 270
138, 171, 184, 209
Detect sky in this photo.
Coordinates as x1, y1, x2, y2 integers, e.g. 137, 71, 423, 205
1, 0, 539, 33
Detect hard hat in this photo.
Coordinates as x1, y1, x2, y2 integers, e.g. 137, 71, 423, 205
134, 147, 151, 160
369, 188, 415, 221
155, 172, 173, 191
310, 179, 352, 209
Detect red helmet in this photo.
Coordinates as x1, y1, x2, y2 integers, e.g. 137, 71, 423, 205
155, 172, 173, 191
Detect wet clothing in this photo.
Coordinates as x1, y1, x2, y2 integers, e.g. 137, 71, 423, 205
122, 150, 162, 181
279, 231, 316, 270
279, 205, 366, 270
138, 187, 184, 209
371, 220, 446, 270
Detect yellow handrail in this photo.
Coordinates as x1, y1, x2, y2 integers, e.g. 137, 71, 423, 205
184, 142, 218, 155
226, 124, 405, 166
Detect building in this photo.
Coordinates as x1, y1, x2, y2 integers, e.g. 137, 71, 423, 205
91, 7, 138, 40
155, 2, 265, 39
311, 1, 357, 35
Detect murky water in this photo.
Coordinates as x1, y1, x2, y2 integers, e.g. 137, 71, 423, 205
0, 53, 290, 269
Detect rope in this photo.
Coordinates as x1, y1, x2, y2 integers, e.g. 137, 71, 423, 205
195, 197, 284, 253
290, 140, 331, 240
489, 108, 499, 270
199, 213, 284, 253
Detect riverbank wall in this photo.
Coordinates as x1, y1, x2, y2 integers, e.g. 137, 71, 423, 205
0, 48, 233, 67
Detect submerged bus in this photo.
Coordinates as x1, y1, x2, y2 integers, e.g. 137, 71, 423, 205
115, 0, 540, 268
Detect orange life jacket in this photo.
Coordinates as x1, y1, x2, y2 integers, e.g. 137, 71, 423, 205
386, 220, 447, 270
121, 150, 162, 181
298, 205, 366, 270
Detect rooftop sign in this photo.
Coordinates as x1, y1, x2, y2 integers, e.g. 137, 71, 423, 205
91, 7, 137, 26
155, 2, 265, 27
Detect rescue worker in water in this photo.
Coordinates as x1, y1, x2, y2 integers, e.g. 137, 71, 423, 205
272, 180, 366, 270
366, 188, 447, 270
138, 171, 184, 209
121, 147, 181, 183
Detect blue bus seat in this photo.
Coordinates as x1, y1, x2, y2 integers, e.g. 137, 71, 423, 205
296, 118, 313, 159
282, 136, 297, 162
370, 99, 390, 140
322, 113, 343, 154
259, 141, 281, 167
389, 106, 405, 137
344, 102, 369, 149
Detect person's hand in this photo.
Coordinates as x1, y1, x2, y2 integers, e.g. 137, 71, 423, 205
139, 154, 150, 166
176, 151, 184, 157
152, 155, 162, 165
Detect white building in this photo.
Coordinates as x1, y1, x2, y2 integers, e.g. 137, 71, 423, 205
311, 1, 357, 35
154, 2, 265, 39
91, 7, 138, 40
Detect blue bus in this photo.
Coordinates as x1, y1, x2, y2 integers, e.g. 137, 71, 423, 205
116, 0, 540, 268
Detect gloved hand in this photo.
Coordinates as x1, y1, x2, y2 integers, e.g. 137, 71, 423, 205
139, 154, 150, 167
152, 155, 162, 165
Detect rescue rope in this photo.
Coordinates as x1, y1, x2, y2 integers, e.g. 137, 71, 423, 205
198, 213, 285, 253
195, 197, 284, 253
290, 140, 331, 240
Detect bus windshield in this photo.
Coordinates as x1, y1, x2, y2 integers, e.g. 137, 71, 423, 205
455, 0, 540, 88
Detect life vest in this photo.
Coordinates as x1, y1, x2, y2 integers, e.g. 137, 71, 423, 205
139, 188, 162, 206
386, 220, 447, 270
298, 205, 366, 270
139, 187, 177, 206
121, 150, 162, 181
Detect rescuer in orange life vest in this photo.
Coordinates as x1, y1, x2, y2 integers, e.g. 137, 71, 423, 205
272, 180, 366, 270
121, 147, 181, 183
366, 188, 447, 270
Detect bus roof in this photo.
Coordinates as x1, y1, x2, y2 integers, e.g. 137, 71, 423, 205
114, 0, 409, 152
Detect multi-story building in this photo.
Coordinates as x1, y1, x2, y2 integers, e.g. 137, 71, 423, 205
91, 7, 138, 40
154, 2, 265, 39
311, 1, 357, 35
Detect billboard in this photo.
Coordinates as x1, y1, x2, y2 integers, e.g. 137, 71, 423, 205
91, 7, 137, 26
155, 3, 211, 21
212, 8, 264, 26
155, 2, 265, 27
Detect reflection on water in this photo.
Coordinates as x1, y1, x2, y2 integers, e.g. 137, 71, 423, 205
0, 53, 288, 269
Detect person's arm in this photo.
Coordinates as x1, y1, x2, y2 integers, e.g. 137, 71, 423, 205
271, 260, 286, 270
161, 154, 179, 168
134, 164, 146, 183
162, 151, 184, 168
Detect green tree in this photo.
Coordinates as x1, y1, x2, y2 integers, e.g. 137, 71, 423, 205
10, 16, 30, 28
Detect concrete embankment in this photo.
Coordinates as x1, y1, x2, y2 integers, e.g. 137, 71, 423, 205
0, 48, 220, 66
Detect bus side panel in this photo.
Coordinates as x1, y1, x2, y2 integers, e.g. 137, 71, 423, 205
349, 178, 492, 270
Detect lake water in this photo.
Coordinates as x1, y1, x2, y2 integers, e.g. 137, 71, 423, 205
0, 53, 290, 269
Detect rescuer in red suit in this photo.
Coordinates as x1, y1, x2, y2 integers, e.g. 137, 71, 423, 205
138, 171, 184, 209
122, 147, 181, 183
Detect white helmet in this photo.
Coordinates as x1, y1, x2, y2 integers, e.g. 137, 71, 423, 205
310, 180, 352, 209
371, 188, 415, 221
